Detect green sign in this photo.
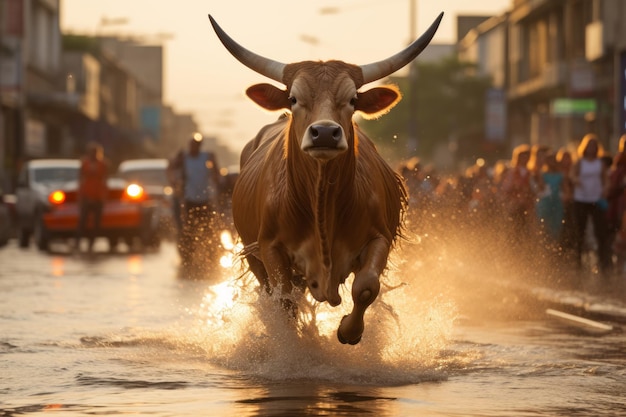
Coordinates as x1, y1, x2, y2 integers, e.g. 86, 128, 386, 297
551, 98, 596, 115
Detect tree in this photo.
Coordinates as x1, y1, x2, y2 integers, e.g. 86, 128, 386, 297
360, 56, 493, 166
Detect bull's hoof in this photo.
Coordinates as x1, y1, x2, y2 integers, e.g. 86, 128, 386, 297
280, 298, 298, 318
337, 330, 362, 345
337, 315, 363, 345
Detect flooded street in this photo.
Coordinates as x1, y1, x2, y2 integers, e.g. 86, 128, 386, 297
2, 235, 626, 416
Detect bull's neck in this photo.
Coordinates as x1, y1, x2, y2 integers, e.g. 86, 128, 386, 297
314, 162, 332, 269
287, 137, 356, 271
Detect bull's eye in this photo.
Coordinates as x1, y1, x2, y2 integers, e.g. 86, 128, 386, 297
349, 97, 357, 107
289, 96, 297, 106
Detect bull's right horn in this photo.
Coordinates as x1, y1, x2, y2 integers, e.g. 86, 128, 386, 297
209, 15, 286, 83
360, 12, 444, 85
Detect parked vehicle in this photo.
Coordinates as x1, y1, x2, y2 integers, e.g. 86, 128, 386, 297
117, 158, 175, 238
15, 159, 80, 247
36, 177, 160, 252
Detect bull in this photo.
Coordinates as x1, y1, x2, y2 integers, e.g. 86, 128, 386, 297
209, 13, 443, 344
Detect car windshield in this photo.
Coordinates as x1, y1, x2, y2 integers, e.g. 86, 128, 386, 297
33, 167, 79, 185
120, 169, 167, 186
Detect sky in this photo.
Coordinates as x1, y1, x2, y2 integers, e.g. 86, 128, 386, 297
60, 0, 510, 154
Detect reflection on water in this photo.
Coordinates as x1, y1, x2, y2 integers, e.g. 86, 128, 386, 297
127, 254, 143, 276
50, 256, 65, 277
1, 225, 626, 416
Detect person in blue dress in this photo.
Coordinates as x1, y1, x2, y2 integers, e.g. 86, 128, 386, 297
536, 152, 564, 245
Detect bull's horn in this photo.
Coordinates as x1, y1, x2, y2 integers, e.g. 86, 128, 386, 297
208, 15, 286, 83
360, 12, 444, 84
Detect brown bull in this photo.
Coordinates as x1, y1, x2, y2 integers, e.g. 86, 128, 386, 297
209, 13, 443, 344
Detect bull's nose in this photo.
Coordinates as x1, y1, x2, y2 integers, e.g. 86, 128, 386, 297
309, 124, 342, 148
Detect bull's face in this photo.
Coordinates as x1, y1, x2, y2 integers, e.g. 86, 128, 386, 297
245, 65, 402, 161
208, 12, 443, 156
289, 71, 352, 160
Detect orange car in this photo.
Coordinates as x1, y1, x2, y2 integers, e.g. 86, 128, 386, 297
35, 177, 160, 252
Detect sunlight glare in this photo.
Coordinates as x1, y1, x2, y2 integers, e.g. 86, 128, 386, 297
50, 256, 65, 277
219, 254, 233, 268
220, 230, 235, 250
202, 281, 238, 326
305, 285, 352, 337
127, 255, 142, 275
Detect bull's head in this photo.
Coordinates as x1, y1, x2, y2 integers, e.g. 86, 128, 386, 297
209, 13, 443, 161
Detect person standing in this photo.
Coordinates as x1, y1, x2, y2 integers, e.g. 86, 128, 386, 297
556, 148, 577, 263
501, 144, 535, 246
607, 137, 626, 235
168, 133, 221, 265
607, 142, 626, 270
76, 142, 109, 253
536, 152, 564, 246
571, 134, 611, 275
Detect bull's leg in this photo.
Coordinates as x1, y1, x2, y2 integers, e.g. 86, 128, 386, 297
247, 255, 271, 294
337, 237, 388, 345
261, 243, 298, 317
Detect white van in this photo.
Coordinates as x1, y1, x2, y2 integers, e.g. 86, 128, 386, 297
117, 158, 175, 238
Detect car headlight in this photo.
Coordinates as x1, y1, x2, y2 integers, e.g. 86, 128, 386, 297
124, 183, 145, 201
48, 190, 66, 205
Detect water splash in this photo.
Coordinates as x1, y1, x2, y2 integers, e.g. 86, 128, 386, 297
173, 215, 553, 385
181, 254, 457, 385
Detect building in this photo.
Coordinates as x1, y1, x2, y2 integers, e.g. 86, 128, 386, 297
458, 13, 509, 159
457, 0, 626, 156
0, 1, 210, 190
1, 0, 64, 189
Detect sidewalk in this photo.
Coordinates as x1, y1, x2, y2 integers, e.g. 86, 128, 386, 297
527, 271, 626, 329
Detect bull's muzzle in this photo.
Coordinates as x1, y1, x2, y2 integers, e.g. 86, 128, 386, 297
301, 121, 348, 160
310, 124, 342, 148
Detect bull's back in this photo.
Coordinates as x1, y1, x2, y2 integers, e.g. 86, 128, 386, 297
232, 118, 288, 244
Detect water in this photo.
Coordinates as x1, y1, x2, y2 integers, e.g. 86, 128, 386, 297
1, 231, 626, 416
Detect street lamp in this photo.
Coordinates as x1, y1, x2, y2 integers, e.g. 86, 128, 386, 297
136, 32, 175, 45
97, 16, 129, 36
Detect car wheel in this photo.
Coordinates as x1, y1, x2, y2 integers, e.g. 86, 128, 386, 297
142, 233, 161, 251
34, 215, 50, 252
108, 237, 119, 252
18, 227, 31, 248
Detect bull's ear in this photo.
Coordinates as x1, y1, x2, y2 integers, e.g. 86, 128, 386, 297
355, 85, 402, 120
246, 83, 291, 111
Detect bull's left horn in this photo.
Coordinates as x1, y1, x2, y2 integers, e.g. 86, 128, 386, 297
360, 12, 444, 84
208, 15, 286, 83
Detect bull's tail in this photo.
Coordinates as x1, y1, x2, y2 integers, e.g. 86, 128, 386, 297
239, 241, 260, 260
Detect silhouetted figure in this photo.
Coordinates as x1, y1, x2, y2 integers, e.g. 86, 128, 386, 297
168, 133, 221, 269
76, 142, 109, 253
501, 144, 534, 246
571, 134, 611, 274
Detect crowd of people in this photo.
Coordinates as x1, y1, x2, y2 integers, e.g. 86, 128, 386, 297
400, 132, 626, 278
74, 130, 626, 279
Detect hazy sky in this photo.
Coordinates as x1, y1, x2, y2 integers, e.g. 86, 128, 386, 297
60, 0, 509, 154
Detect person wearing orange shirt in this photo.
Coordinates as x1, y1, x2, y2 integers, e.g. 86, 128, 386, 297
75, 142, 109, 253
